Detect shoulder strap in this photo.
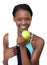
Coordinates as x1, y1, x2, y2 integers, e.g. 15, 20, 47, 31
30, 33, 34, 44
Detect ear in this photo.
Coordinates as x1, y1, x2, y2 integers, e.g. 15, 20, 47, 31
13, 16, 17, 25
29, 17, 32, 26
13, 16, 16, 22
31, 16, 32, 21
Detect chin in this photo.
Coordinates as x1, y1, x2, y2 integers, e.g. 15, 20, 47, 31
21, 28, 28, 32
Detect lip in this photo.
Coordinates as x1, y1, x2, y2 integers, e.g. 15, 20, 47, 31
21, 26, 26, 28
20, 26, 27, 29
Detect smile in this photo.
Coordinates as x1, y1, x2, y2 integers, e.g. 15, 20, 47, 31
20, 25, 28, 29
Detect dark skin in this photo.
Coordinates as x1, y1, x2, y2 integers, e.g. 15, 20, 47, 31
3, 33, 18, 65
3, 9, 45, 65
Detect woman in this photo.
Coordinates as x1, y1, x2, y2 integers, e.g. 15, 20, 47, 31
3, 4, 45, 65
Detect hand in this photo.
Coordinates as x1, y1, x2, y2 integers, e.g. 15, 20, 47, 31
4, 47, 17, 60
17, 36, 30, 47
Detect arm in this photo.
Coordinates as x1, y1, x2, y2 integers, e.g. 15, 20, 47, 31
17, 35, 45, 65
30, 37, 45, 65
3, 33, 8, 65
3, 33, 18, 65
17, 36, 32, 65
20, 47, 31, 65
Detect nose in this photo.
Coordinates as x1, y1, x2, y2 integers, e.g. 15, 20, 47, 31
22, 20, 26, 24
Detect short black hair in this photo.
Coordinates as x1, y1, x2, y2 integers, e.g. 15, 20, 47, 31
12, 4, 33, 17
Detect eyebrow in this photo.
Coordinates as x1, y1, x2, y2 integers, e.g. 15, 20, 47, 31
17, 16, 31, 18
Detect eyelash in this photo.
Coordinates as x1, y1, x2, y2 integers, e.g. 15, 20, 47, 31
17, 19, 22, 21
25, 18, 30, 21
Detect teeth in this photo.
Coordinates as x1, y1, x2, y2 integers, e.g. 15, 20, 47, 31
21, 26, 26, 28
21, 27, 26, 28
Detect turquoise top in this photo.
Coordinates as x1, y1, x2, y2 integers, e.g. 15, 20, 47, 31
16, 33, 34, 56
26, 39, 34, 55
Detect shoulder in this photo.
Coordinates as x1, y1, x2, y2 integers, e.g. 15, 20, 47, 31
31, 33, 45, 49
3, 33, 9, 47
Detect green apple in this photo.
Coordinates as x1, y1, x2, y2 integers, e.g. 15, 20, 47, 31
22, 30, 30, 40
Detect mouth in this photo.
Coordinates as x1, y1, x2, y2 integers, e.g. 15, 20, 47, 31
20, 26, 28, 30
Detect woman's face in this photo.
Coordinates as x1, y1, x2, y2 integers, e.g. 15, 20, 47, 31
13, 9, 32, 32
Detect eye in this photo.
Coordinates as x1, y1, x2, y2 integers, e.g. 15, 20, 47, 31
25, 18, 30, 21
17, 18, 22, 21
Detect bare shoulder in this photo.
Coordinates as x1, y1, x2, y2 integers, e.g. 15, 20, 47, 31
32, 34, 45, 49
3, 33, 9, 48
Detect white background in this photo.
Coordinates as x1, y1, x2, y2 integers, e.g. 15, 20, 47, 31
0, 0, 47, 65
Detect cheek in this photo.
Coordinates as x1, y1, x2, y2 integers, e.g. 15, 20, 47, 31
27, 21, 31, 26
27, 21, 31, 28
16, 21, 21, 27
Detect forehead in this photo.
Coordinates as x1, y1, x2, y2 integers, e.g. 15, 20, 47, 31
15, 9, 31, 18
